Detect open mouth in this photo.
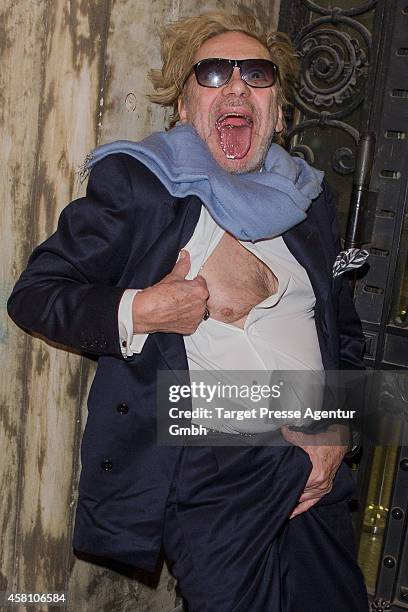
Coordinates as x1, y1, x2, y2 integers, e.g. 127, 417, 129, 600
215, 112, 253, 160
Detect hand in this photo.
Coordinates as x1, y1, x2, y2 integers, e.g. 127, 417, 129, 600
132, 250, 209, 335
281, 425, 349, 518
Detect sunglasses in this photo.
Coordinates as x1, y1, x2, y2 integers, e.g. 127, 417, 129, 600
191, 58, 279, 89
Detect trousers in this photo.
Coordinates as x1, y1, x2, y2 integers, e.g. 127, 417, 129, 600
163, 443, 369, 612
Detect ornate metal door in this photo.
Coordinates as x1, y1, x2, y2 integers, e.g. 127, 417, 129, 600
278, 1, 408, 609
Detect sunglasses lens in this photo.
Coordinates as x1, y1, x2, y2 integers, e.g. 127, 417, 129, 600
241, 60, 277, 87
194, 59, 278, 88
195, 59, 233, 87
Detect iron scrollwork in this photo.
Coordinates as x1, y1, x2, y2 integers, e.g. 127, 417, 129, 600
287, 0, 376, 177
296, 22, 370, 118
289, 115, 360, 172
301, 0, 377, 17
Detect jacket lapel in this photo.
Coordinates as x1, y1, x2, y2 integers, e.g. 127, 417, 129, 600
282, 215, 330, 305
153, 195, 202, 380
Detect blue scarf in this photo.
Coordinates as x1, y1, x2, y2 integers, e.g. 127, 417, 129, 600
80, 124, 324, 242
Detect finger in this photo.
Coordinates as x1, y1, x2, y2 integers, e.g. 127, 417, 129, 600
300, 475, 333, 494
302, 472, 336, 491
194, 273, 208, 286
171, 250, 191, 278
191, 274, 209, 298
298, 485, 332, 504
290, 498, 319, 519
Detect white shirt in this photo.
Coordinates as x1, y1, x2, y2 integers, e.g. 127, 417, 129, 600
118, 206, 323, 431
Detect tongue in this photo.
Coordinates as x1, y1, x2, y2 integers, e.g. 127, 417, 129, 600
217, 117, 252, 159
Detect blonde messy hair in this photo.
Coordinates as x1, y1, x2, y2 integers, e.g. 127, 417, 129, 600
148, 11, 298, 145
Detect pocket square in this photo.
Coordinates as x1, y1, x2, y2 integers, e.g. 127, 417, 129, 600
332, 248, 369, 277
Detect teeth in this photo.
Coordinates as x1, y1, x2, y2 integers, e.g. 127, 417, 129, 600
216, 112, 253, 127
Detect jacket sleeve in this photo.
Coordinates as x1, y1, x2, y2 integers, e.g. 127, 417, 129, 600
7, 154, 138, 357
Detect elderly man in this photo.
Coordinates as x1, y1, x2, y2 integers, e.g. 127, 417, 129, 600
8, 10, 368, 612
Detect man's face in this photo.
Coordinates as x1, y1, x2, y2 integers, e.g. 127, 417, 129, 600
178, 31, 283, 173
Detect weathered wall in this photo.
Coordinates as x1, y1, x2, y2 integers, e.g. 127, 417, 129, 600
0, 1, 280, 610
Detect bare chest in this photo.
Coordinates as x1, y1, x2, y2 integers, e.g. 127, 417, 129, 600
199, 233, 278, 327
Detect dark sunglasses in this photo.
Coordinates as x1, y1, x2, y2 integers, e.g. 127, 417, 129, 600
191, 58, 279, 89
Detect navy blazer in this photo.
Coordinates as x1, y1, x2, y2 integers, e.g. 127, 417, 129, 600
8, 153, 365, 571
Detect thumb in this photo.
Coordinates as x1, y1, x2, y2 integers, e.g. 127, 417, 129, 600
172, 250, 191, 278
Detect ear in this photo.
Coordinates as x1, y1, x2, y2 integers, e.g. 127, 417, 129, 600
178, 95, 188, 122
275, 104, 284, 134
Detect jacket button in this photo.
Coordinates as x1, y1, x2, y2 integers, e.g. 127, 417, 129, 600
101, 459, 113, 471
117, 402, 129, 415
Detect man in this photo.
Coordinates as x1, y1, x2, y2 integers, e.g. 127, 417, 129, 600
8, 11, 368, 612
